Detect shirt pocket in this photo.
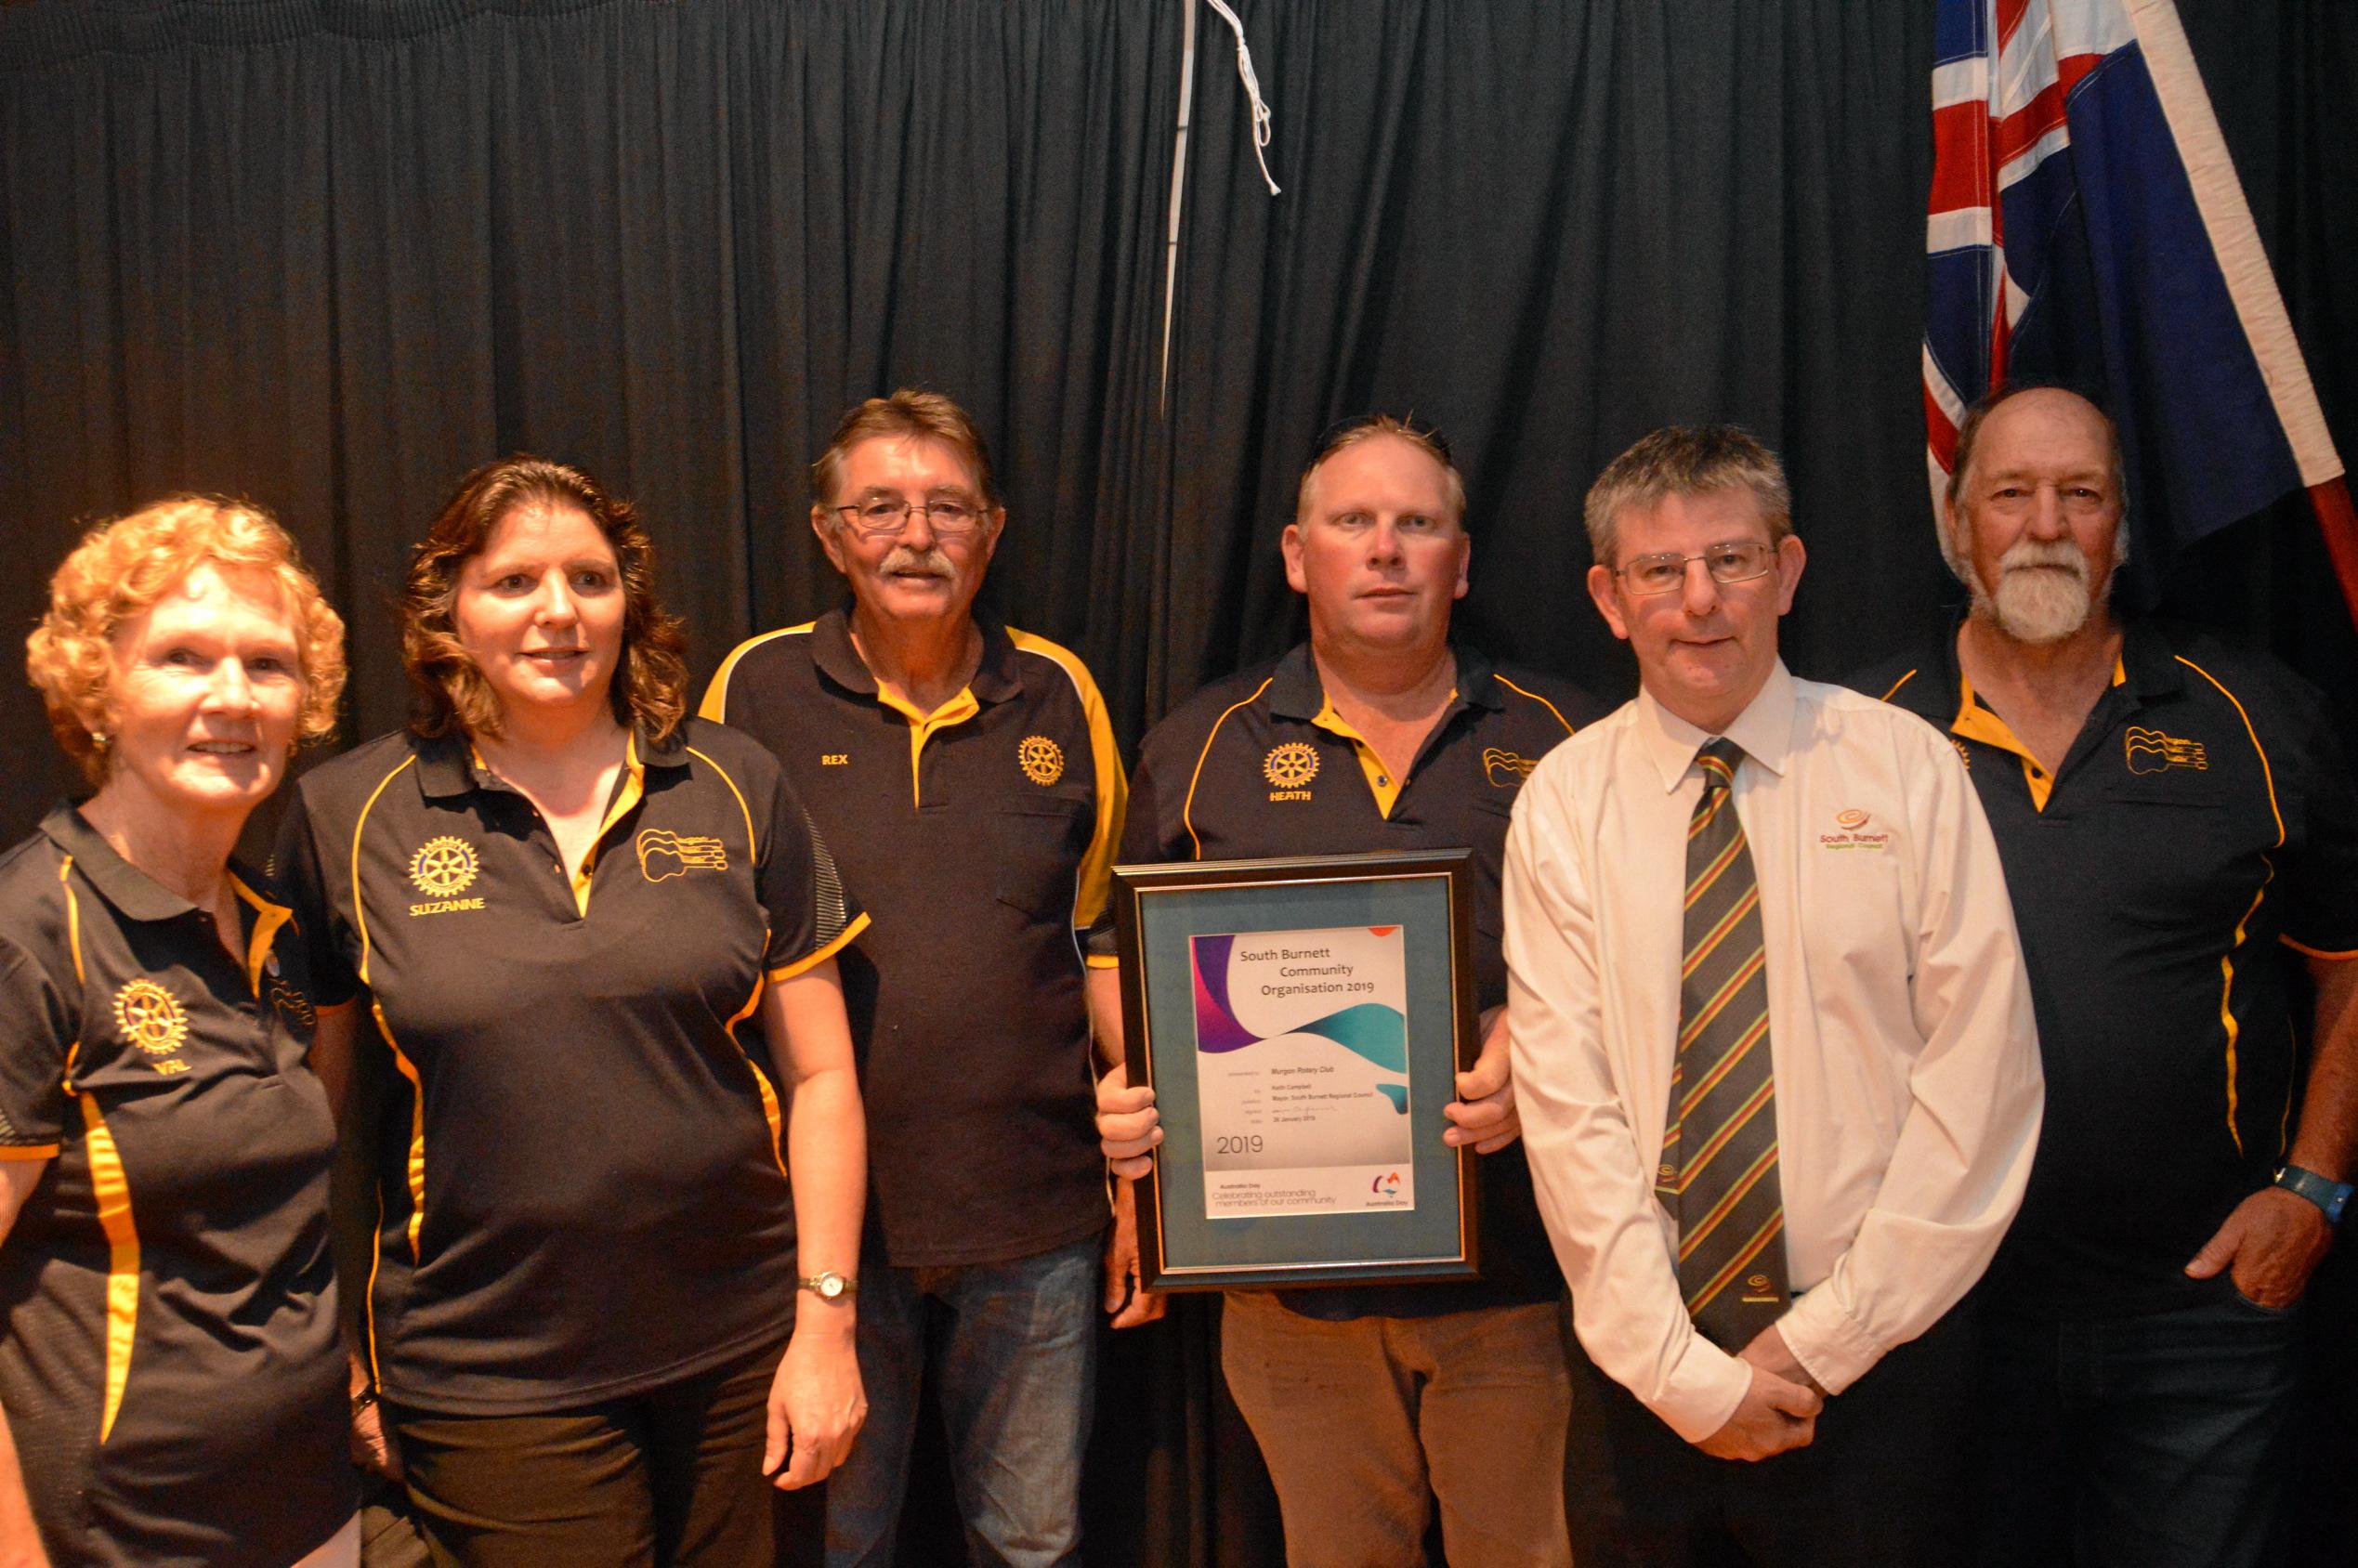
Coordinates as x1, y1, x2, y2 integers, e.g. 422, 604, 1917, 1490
2095, 772, 2232, 811
992, 796, 1092, 921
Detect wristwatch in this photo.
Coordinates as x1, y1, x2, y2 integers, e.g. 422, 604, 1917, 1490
799, 1270, 858, 1302
2272, 1164, 2352, 1226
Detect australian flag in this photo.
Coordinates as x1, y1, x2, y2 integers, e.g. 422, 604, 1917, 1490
1923, 0, 2352, 609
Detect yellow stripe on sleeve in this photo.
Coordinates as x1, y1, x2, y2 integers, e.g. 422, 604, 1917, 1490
2174, 655, 2285, 846
350, 757, 420, 991
1007, 630, 1127, 930
2282, 937, 2358, 960
766, 910, 871, 985
700, 623, 816, 723
685, 745, 759, 860
1183, 678, 1276, 860
1495, 674, 1579, 736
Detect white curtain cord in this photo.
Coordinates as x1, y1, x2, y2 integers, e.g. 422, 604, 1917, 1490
1202, 0, 1279, 196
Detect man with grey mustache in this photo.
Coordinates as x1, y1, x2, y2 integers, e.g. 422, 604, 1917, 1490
702, 389, 1137, 1566
1854, 385, 2358, 1568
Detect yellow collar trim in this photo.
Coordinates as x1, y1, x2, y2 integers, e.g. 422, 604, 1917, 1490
1951, 675, 2054, 812
1311, 698, 1403, 819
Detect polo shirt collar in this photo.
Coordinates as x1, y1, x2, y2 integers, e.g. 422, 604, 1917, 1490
40, 802, 192, 921
1925, 612, 2177, 731
1632, 659, 1798, 792
2114, 619, 2186, 705
37, 801, 280, 925
1266, 640, 1504, 723
809, 603, 1025, 706
412, 722, 691, 801
414, 731, 480, 799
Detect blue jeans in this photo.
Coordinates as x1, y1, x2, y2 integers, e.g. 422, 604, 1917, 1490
823, 1236, 1099, 1568
1974, 1287, 2306, 1568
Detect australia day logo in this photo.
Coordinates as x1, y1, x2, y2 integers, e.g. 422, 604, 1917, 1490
1188, 923, 1417, 1220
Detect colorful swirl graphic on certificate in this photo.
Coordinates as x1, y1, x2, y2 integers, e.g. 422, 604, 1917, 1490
1189, 924, 1414, 1219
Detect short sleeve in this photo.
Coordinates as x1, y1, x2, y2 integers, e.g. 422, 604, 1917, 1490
756, 765, 866, 982
2280, 699, 2358, 959
1087, 741, 1187, 962
0, 939, 72, 1153
274, 786, 361, 1008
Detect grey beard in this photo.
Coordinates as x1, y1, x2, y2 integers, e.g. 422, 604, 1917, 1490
1971, 542, 2095, 644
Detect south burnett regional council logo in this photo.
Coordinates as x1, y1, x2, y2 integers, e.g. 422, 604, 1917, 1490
409, 836, 479, 897
1263, 742, 1319, 790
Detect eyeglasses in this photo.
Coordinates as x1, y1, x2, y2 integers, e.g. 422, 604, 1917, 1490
1614, 540, 1777, 595
832, 498, 989, 539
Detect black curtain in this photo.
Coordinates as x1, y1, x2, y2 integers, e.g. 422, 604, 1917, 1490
0, 0, 1181, 839
1166, 0, 2358, 713
5, 3, 2356, 1565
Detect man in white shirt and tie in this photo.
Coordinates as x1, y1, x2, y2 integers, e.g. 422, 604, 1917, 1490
1500, 425, 2045, 1565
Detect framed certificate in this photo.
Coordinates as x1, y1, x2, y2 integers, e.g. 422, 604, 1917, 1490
1110, 849, 1481, 1291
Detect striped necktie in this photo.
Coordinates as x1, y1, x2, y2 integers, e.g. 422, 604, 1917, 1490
1655, 735, 1789, 1350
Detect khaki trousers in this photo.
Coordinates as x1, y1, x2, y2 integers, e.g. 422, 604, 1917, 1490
1222, 1292, 1573, 1568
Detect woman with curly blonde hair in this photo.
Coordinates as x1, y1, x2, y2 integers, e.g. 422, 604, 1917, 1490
0, 497, 360, 1566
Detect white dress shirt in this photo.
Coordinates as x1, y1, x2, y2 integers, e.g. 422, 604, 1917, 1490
1502, 660, 2042, 1443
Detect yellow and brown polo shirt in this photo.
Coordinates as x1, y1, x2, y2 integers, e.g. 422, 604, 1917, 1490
701, 607, 1123, 1268
0, 804, 351, 1566
277, 718, 863, 1415
1858, 619, 2358, 1314
1116, 640, 1605, 1321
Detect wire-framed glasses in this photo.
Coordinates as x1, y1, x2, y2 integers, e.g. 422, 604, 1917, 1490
832, 498, 989, 539
1614, 540, 1776, 596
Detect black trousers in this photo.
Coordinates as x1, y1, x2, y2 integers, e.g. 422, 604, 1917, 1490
1560, 1300, 1977, 1568
384, 1339, 823, 1568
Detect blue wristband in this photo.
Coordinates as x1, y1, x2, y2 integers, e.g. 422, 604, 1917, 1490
2273, 1164, 2351, 1227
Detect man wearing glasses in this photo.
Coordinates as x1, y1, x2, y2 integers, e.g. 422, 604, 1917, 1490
1501, 425, 2043, 1565
702, 389, 1133, 1568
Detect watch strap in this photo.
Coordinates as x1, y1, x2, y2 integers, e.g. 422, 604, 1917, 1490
2273, 1164, 2351, 1226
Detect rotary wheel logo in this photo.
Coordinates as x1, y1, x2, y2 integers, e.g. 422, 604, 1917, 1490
112, 979, 189, 1056
1018, 735, 1065, 787
409, 836, 480, 898
1263, 742, 1319, 790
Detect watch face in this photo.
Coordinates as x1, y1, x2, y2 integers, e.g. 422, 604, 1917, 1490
819, 1274, 844, 1300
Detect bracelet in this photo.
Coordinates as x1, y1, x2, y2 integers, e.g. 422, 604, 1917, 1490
350, 1386, 381, 1418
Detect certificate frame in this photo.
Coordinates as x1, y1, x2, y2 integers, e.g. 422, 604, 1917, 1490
1111, 849, 1482, 1292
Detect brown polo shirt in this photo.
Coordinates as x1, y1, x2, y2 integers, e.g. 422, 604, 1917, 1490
1117, 641, 1605, 1319
278, 718, 861, 1414
0, 805, 352, 1565
701, 608, 1125, 1267
1857, 620, 2358, 1314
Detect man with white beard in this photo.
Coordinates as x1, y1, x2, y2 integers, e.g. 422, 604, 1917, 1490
1854, 385, 2358, 1568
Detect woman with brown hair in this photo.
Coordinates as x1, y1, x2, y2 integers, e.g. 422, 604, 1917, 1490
0, 498, 358, 1565
279, 456, 869, 1567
